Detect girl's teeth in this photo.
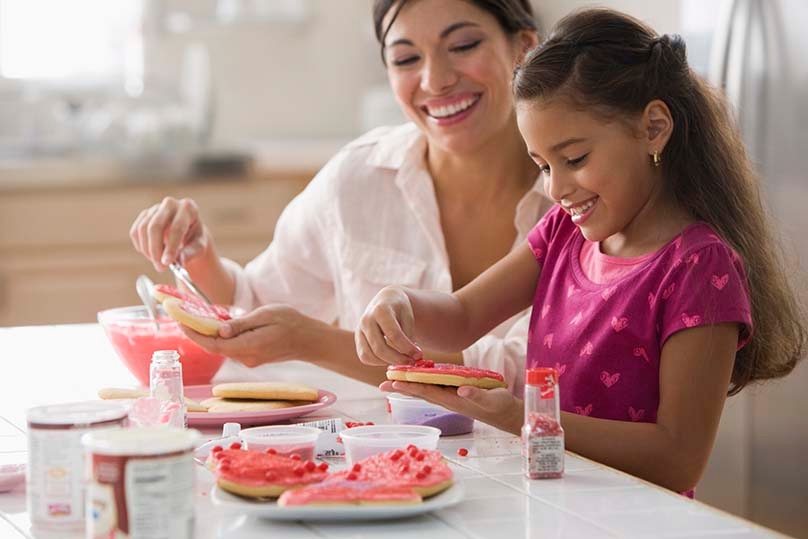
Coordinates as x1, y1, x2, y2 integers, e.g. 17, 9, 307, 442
569, 199, 596, 216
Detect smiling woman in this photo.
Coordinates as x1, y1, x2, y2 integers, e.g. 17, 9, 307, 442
128, 0, 552, 394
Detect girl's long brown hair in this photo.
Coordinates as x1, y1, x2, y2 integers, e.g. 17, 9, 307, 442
513, 8, 805, 394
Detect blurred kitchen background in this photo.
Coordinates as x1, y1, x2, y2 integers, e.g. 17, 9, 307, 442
0, 0, 805, 536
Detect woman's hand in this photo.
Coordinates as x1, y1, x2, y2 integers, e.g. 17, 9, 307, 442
356, 286, 423, 366
130, 197, 211, 272
379, 380, 524, 435
179, 304, 321, 367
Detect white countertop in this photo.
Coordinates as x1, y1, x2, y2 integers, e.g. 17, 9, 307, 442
0, 324, 787, 538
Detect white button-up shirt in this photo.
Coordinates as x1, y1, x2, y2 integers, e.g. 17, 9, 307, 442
224, 123, 552, 394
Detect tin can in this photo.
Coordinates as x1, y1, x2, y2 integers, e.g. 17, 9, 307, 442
82, 427, 199, 539
26, 401, 129, 531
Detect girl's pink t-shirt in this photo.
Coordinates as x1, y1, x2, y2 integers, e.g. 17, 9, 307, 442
526, 205, 752, 423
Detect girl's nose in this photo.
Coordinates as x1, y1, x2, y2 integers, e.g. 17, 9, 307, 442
544, 171, 574, 203
420, 54, 458, 94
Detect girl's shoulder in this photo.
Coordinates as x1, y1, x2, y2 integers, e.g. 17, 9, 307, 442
671, 222, 743, 264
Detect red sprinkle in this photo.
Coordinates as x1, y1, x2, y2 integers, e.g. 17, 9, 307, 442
390, 449, 404, 461
304, 460, 317, 471
211, 445, 223, 453
414, 359, 435, 368
290, 454, 302, 461
266, 448, 277, 455
318, 462, 329, 471
352, 463, 362, 472
457, 448, 469, 457
229, 442, 242, 450
346, 472, 358, 481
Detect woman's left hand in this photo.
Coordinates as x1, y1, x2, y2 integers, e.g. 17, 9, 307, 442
379, 380, 524, 435
179, 304, 321, 367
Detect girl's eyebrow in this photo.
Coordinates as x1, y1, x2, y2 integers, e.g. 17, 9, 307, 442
387, 21, 481, 48
550, 137, 588, 153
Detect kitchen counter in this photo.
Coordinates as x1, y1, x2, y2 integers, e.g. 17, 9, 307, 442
0, 324, 789, 538
0, 138, 350, 192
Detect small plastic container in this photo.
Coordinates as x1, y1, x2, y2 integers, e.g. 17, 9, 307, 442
387, 393, 475, 436
339, 425, 440, 465
239, 425, 321, 461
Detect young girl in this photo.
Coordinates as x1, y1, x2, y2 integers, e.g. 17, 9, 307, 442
355, 8, 805, 493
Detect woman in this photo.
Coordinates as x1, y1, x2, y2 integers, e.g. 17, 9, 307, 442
129, 0, 551, 389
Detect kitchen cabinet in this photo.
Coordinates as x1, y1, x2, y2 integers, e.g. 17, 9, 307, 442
0, 172, 312, 326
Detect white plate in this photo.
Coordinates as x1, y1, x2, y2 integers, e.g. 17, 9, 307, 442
210, 482, 465, 521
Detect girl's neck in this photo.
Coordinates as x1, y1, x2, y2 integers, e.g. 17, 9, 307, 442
425, 124, 538, 204
601, 183, 695, 258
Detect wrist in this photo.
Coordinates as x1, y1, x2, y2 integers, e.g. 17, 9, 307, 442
295, 317, 337, 364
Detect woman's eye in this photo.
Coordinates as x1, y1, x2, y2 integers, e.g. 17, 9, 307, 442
450, 39, 482, 53
391, 55, 419, 67
567, 154, 588, 167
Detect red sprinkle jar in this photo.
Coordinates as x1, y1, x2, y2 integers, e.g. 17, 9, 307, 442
522, 368, 564, 479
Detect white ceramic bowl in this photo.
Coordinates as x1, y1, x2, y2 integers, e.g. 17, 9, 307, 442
339, 424, 440, 465
387, 393, 474, 436
239, 425, 321, 461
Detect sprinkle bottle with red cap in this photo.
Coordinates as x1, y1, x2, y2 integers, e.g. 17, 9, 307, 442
522, 367, 564, 479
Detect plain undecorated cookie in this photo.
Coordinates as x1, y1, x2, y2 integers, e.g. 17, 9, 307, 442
212, 382, 319, 402
201, 397, 299, 413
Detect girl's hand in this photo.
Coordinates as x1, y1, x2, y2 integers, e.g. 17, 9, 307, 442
178, 304, 320, 367
129, 197, 211, 272
379, 380, 524, 435
356, 286, 423, 366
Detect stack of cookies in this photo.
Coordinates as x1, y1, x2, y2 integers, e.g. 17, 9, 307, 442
201, 382, 320, 413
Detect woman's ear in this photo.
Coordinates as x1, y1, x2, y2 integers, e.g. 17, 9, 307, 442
514, 30, 539, 63
644, 99, 674, 153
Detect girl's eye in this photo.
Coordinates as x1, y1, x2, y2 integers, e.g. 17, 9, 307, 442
566, 154, 588, 167
450, 39, 482, 53
538, 164, 551, 175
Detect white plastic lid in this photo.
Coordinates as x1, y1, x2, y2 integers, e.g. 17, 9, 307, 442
27, 401, 129, 426
82, 427, 199, 455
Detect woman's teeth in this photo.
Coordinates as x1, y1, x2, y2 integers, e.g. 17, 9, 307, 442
568, 198, 596, 216
426, 96, 478, 119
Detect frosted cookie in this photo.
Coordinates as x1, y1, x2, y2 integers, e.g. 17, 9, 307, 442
152, 284, 229, 321
209, 445, 329, 498
200, 397, 299, 413
329, 446, 453, 498
387, 360, 507, 389
278, 480, 421, 507
212, 382, 319, 402
162, 297, 231, 337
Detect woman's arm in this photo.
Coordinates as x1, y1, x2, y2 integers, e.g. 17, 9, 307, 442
357, 243, 540, 365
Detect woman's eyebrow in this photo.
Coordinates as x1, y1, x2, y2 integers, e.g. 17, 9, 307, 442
387, 21, 481, 48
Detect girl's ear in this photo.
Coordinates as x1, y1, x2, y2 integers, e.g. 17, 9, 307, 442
644, 99, 674, 154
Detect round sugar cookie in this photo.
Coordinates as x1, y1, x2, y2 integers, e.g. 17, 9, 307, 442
210, 446, 329, 498
277, 480, 422, 507
386, 360, 507, 389
200, 397, 299, 413
212, 382, 319, 402
162, 297, 225, 336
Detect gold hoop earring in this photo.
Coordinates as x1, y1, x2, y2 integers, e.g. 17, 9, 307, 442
652, 151, 662, 168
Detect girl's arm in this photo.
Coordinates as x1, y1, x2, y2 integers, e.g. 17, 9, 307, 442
563, 322, 739, 492
384, 321, 739, 492
356, 243, 540, 366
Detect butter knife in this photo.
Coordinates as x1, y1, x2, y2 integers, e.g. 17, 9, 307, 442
168, 263, 213, 305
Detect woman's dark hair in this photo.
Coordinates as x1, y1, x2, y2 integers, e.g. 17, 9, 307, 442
372, 0, 537, 63
513, 8, 805, 394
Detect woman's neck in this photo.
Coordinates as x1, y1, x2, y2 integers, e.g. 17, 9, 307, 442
426, 124, 538, 204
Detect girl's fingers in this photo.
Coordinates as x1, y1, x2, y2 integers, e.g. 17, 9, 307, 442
364, 320, 413, 365
374, 306, 422, 359
356, 329, 386, 366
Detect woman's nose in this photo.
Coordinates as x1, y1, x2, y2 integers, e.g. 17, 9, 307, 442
420, 54, 457, 94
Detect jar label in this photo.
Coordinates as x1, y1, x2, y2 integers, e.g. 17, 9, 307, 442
526, 435, 565, 476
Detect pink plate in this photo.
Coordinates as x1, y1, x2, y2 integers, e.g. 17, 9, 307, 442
185, 385, 337, 428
